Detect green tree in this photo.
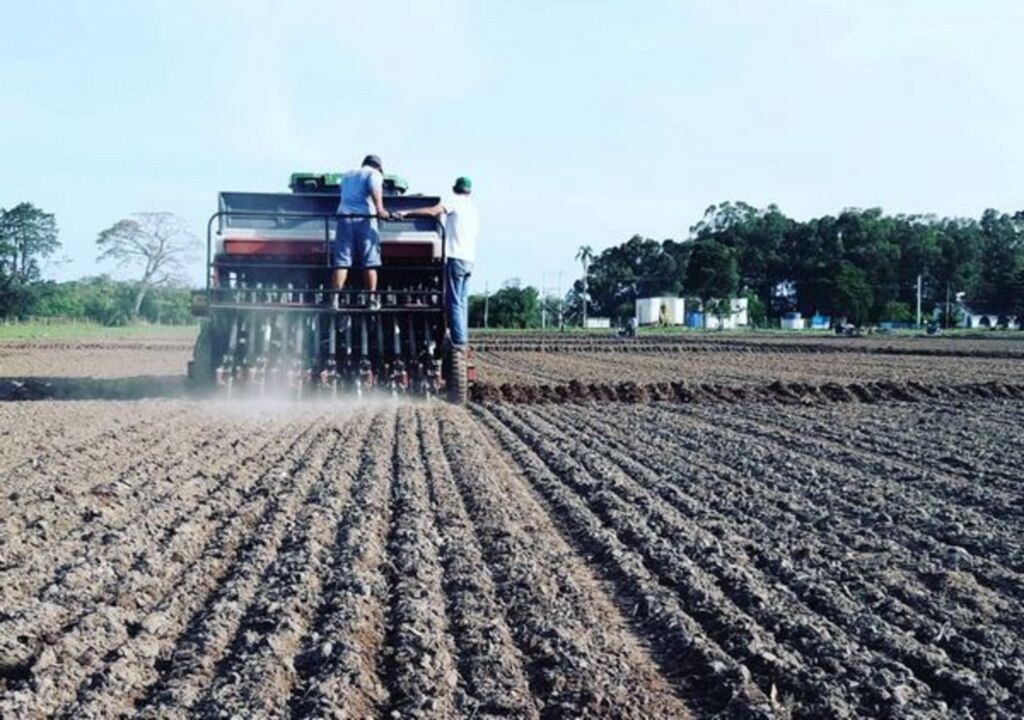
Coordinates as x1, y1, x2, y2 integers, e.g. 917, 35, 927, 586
483, 286, 541, 328
572, 235, 681, 321
1008, 264, 1024, 327
683, 240, 738, 327
976, 208, 1023, 309
831, 261, 873, 325
880, 300, 913, 323
139, 283, 193, 324
691, 201, 792, 312
742, 289, 766, 327
0, 203, 60, 317
468, 294, 487, 328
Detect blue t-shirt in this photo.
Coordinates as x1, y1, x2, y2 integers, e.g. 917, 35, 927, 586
338, 167, 383, 217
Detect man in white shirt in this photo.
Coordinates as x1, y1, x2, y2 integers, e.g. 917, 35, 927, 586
399, 176, 479, 346
333, 154, 393, 309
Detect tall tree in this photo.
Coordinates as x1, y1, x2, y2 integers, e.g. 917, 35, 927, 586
96, 212, 197, 318
574, 235, 679, 320
977, 208, 1024, 309
575, 245, 594, 327
691, 201, 792, 310
683, 239, 738, 327
831, 261, 873, 325
0, 203, 60, 317
0, 203, 60, 284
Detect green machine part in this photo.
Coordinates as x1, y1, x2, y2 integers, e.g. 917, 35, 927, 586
288, 172, 409, 195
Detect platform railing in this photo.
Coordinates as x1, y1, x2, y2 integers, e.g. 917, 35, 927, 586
203, 210, 448, 318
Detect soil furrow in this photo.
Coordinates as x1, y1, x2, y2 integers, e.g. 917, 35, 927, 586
415, 406, 540, 719
662, 403, 1024, 584
0, 408, 193, 560
689, 402, 1024, 529
376, 407, 460, 718
580, 405, 1021, 716
450, 405, 740, 719
3, 416, 326, 719
542, 402, 985, 716
4, 335, 1023, 719
182, 411, 370, 717
520, 403, 930, 718
56, 419, 333, 719
0, 402, 185, 474
1, 416, 271, 613
288, 410, 398, 719
738, 402, 1024, 491
0, 414, 305, 668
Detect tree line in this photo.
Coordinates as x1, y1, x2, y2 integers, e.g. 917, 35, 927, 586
554, 203, 1023, 327
5, 200, 1021, 329
0, 203, 196, 325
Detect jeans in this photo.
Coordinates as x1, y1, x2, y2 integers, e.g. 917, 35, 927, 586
446, 258, 472, 346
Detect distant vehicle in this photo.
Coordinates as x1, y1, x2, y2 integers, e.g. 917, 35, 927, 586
834, 322, 863, 337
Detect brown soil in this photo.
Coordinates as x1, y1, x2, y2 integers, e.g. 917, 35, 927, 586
474, 348, 1024, 386
2, 339, 1022, 718
473, 331, 1024, 358
471, 379, 1024, 404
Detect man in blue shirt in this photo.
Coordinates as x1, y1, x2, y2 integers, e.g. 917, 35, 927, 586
333, 154, 392, 309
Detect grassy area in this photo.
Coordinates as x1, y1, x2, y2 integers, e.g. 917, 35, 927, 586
0, 322, 198, 342
2, 321, 1017, 344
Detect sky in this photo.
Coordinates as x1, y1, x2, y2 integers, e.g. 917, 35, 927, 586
2, 0, 1023, 292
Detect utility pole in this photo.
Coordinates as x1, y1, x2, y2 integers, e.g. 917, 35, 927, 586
483, 281, 489, 329
540, 273, 547, 329
945, 283, 951, 328
582, 258, 588, 328
540, 272, 559, 330
541, 277, 546, 329
557, 271, 564, 330
916, 274, 923, 328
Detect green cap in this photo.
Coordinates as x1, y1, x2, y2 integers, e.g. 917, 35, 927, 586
384, 174, 409, 194
453, 176, 472, 193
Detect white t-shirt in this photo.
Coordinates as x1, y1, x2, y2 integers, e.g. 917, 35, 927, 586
441, 193, 479, 263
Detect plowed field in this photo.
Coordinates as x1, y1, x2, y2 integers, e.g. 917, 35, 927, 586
2, 337, 1023, 719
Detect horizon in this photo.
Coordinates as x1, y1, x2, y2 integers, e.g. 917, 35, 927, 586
3, 1, 1023, 289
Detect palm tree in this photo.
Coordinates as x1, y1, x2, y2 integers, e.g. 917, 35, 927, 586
575, 245, 594, 327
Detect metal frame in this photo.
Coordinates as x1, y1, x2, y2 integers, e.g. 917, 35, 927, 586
204, 209, 449, 331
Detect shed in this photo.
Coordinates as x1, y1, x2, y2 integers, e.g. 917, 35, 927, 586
636, 297, 685, 326
781, 312, 805, 330
809, 314, 830, 330
957, 302, 1018, 330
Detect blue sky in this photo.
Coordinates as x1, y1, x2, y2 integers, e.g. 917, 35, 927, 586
2, 1, 1022, 291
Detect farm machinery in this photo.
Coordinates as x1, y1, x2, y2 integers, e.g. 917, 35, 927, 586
188, 171, 473, 403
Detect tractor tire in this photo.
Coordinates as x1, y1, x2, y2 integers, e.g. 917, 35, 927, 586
446, 345, 469, 405
189, 318, 227, 389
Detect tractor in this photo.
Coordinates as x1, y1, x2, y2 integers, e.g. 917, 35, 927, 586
188, 171, 473, 403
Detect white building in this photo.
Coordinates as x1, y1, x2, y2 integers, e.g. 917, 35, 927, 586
635, 297, 685, 326
935, 301, 1019, 329
781, 312, 805, 330
703, 298, 749, 330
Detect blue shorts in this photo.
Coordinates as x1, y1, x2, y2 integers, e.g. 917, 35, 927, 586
332, 217, 381, 268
